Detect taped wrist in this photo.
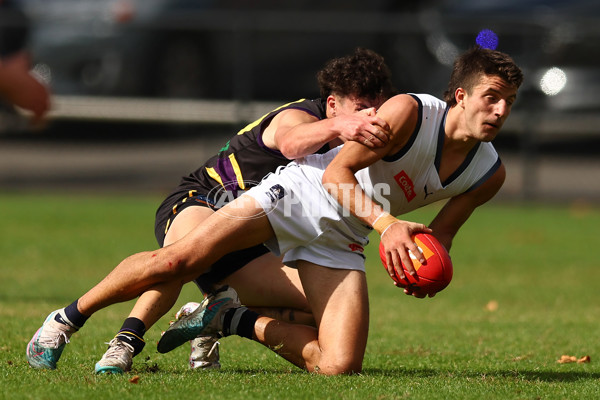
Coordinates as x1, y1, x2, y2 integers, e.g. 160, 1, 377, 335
372, 212, 399, 237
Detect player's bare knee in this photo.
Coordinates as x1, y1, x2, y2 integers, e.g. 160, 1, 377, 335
315, 363, 362, 376
147, 247, 196, 280
316, 355, 363, 375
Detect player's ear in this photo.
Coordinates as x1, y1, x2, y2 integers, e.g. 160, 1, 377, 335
326, 95, 337, 117
455, 88, 466, 108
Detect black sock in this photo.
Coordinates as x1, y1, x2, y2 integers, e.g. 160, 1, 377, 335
116, 317, 146, 357
56, 299, 88, 329
222, 307, 259, 339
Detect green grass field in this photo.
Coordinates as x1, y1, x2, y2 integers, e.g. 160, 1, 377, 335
1, 192, 599, 399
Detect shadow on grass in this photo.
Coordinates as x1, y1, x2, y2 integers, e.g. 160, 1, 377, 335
363, 367, 600, 382
139, 364, 600, 383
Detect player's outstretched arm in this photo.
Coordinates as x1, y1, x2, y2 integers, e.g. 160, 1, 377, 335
0, 54, 50, 123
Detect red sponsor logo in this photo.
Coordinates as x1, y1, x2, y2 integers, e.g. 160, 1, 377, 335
348, 243, 364, 253
394, 171, 416, 202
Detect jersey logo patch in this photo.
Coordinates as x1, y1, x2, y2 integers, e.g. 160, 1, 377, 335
266, 184, 285, 203
424, 184, 434, 200
348, 243, 364, 253
394, 171, 416, 202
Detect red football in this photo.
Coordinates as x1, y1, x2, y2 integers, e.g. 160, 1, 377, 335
379, 233, 453, 296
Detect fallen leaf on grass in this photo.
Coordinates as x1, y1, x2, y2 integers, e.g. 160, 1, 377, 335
485, 300, 498, 312
129, 375, 140, 384
557, 355, 591, 364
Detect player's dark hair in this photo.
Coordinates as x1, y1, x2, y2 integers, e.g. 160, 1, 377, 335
317, 47, 396, 102
444, 46, 524, 107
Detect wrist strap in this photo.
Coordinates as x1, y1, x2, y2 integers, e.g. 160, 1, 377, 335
372, 212, 399, 236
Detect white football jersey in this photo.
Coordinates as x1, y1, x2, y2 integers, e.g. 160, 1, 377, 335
298, 93, 501, 217
357, 93, 501, 216
248, 94, 502, 270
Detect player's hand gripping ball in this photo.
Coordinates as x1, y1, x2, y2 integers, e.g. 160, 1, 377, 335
379, 233, 453, 296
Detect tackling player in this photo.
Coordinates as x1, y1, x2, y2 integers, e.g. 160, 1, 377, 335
26, 48, 395, 372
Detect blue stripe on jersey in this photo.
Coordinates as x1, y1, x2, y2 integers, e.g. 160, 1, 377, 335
442, 142, 482, 187
383, 94, 423, 162
465, 157, 502, 193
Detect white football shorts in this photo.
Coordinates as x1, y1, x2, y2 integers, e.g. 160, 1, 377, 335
243, 162, 371, 271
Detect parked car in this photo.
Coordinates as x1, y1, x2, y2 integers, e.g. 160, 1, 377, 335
19, 0, 439, 101
16, 0, 600, 137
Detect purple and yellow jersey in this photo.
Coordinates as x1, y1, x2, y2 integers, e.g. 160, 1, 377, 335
154, 98, 329, 244
171, 98, 328, 203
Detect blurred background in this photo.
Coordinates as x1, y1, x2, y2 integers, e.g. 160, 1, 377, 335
1, 0, 599, 202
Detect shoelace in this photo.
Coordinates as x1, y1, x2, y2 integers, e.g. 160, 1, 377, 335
192, 337, 220, 361
205, 340, 220, 359
38, 319, 74, 348
38, 329, 70, 348
103, 339, 134, 360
